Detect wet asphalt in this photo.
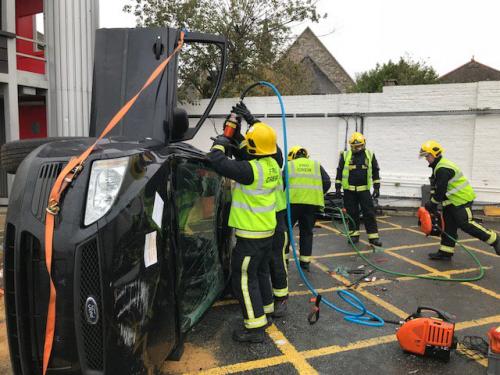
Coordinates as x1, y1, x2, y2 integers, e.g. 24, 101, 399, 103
167, 214, 500, 375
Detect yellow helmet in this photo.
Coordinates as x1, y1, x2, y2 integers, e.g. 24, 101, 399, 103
287, 145, 309, 160
349, 132, 366, 150
245, 122, 277, 156
419, 140, 443, 158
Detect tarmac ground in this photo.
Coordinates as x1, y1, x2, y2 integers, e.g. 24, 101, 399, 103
0, 213, 499, 374
162, 214, 500, 375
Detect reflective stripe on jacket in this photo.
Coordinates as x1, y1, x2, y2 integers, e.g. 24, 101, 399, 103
342, 149, 373, 191
229, 157, 280, 238
434, 157, 476, 206
287, 158, 325, 207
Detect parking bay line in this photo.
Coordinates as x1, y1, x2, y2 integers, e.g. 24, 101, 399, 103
302, 314, 500, 360
212, 266, 490, 308
386, 250, 500, 300
311, 259, 409, 319
265, 324, 318, 374
189, 314, 500, 374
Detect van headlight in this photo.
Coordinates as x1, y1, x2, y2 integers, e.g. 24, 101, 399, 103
84, 157, 129, 225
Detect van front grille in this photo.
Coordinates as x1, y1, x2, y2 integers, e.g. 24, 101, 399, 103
78, 239, 104, 370
31, 162, 65, 222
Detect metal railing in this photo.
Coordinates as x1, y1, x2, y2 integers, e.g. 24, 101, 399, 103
15, 35, 47, 63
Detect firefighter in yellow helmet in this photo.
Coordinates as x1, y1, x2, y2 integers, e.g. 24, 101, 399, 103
232, 102, 289, 318
335, 132, 382, 246
420, 140, 499, 259
208, 114, 280, 343
286, 145, 331, 271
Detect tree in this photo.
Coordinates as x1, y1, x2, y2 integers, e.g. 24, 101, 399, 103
124, 0, 325, 99
351, 57, 439, 93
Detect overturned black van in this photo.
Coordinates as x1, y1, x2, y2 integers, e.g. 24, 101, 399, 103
3, 27, 233, 374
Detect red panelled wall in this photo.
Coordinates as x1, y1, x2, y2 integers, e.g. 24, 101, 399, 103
16, 0, 47, 139
19, 104, 47, 139
16, 0, 45, 74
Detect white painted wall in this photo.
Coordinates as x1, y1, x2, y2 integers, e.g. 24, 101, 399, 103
184, 81, 500, 206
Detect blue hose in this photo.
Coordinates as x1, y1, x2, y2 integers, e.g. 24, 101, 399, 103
256, 81, 384, 326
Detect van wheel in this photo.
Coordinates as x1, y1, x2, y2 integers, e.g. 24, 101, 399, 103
0, 137, 87, 174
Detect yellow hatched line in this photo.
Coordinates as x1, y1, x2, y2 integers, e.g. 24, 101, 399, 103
214, 266, 490, 307
385, 250, 500, 300
315, 222, 341, 234
302, 314, 500, 360
404, 227, 427, 236
358, 227, 402, 233
184, 355, 288, 375
265, 324, 318, 374
457, 344, 488, 367
311, 260, 409, 319
462, 243, 500, 258
377, 218, 402, 229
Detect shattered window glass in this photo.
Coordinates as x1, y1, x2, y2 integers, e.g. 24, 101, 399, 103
174, 159, 225, 332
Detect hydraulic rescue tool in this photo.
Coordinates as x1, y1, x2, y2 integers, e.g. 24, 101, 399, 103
396, 307, 457, 361
417, 206, 444, 236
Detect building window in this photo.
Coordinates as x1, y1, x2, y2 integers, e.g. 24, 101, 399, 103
34, 13, 44, 51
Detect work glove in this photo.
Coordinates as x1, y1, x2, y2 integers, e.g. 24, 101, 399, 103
425, 201, 438, 215
232, 101, 258, 125
210, 135, 233, 153
372, 188, 380, 199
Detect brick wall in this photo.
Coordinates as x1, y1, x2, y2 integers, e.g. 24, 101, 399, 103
184, 81, 500, 206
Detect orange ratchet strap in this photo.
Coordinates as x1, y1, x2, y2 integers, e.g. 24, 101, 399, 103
41, 31, 185, 375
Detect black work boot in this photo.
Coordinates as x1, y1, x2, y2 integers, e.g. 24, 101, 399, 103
272, 299, 288, 318
232, 328, 265, 343
349, 236, 360, 245
369, 238, 383, 247
493, 238, 500, 255
428, 250, 453, 260
300, 261, 310, 272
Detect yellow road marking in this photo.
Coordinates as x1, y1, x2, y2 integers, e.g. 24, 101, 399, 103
386, 250, 437, 273
214, 266, 492, 308
404, 227, 427, 236
185, 355, 288, 375
302, 314, 500, 360
315, 222, 341, 234
457, 344, 488, 367
377, 218, 402, 229
462, 243, 500, 258
385, 250, 499, 300
313, 250, 373, 258
303, 334, 396, 358
386, 238, 479, 252
312, 260, 409, 319
462, 281, 500, 299
358, 227, 402, 233
265, 324, 318, 374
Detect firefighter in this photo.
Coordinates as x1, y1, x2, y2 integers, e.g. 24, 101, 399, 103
420, 140, 500, 259
232, 102, 288, 317
334, 132, 382, 246
207, 120, 280, 343
286, 146, 331, 271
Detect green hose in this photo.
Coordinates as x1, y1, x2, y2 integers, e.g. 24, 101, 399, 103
332, 207, 485, 282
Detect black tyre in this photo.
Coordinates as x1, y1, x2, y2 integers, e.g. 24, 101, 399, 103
0, 137, 88, 174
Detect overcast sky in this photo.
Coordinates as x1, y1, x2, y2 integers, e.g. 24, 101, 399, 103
99, 0, 500, 79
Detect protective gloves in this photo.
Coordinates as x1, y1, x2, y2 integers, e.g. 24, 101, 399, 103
232, 102, 258, 125
372, 188, 380, 199
211, 135, 233, 153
